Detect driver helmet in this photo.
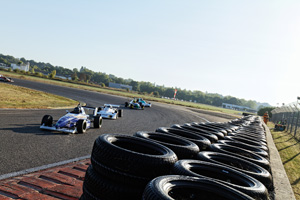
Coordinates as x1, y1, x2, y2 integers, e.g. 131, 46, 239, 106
73, 107, 80, 114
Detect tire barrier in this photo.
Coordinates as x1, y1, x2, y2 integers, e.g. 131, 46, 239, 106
142, 175, 254, 200
155, 127, 211, 150
171, 159, 269, 200
86, 134, 178, 200
197, 151, 273, 190
170, 124, 219, 143
81, 115, 275, 199
134, 131, 200, 159
208, 143, 271, 171
182, 123, 225, 140
217, 140, 269, 158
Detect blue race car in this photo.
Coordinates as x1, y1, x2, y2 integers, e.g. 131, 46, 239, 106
125, 98, 144, 110
40, 105, 102, 133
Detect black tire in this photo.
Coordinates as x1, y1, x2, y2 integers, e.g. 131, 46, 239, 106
209, 143, 270, 171
225, 136, 268, 151
171, 160, 269, 199
118, 109, 123, 117
41, 115, 53, 127
196, 151, 273, 190
124, 102, 128, 107
82, 165, 144, 200
134, 131, 200, 159
171, 124, 219, 143
218, 140, 269, 158
93, 116, 102, 128
77, 119, 87, 133
130, 104, 134, 109
156, 127, 211, 150
142, 175, 254, 200
183, 123, 225, 140
91, 134, 178, 179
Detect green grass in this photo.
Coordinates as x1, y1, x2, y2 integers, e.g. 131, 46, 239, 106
268, 122, 300, 199
0, 70, 242, 116
0, 83, 77, 109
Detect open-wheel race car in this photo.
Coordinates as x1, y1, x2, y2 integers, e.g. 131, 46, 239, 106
97, 104, 123, 119
40, 104, 102, 134
125, 98, 145, 110
136, 97, 151, 107
0, 74, 14, 82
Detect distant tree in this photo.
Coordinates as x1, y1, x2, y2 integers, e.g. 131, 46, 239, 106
30, 68, 35, 74
257, 106, 275, 118
17, 61, 23, 65
153, 91, 160, 97
49, 70, 56, 79
71, 71, 79, 81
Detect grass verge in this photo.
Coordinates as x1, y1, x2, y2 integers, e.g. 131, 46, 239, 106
268, 122, 300, 200
0, 70, 242, 116
0, 83, 77, 109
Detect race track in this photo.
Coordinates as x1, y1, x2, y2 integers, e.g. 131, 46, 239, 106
0, 79, 236, 175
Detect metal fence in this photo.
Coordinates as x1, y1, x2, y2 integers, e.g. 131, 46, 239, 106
271, 102, 300, 140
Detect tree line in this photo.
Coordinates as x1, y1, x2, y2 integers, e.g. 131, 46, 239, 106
0, 53, 269, 109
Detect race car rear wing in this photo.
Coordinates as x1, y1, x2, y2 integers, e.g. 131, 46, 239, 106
104, 104, 120, 108
82, 106, 98, 116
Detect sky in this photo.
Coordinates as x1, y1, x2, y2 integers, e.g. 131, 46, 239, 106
1, 0, 300, 106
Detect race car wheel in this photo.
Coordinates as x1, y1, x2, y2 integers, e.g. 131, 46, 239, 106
93, 116, 102, 129
125, 102, 129, 107
118, 109, 123, 117
77, 119, 87, 133
41, 115, 53, 127
130, 104, 133, 109
143, 175, 254, 200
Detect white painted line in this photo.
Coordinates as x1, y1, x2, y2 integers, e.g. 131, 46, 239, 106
0, 155, 90, 181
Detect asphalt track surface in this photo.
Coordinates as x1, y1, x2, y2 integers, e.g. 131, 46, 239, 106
0, 79, 236, 175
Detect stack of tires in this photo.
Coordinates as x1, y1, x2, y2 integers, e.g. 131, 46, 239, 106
80, 134, 178, 200
80, 115, 273, 199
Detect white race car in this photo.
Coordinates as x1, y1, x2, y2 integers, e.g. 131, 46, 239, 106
40, 105, 102, 134
97, 104, 123, 119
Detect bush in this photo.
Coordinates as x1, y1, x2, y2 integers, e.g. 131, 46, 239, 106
257, 106, 276, 118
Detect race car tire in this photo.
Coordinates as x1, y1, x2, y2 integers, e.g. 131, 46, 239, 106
93, 116, 102, 128
91, 134, 178, 179
82, 165, 144, 200
118, 109, 123, 117
171, 160, 269, 199
124, 102, 128, 107
196, 151, 273, 190
142, 175, 254, 200
134, 131, 200, 159
156, 127, 211, 150
77, 119, 87, 133
208, 143, 270, 171
41, 115, 53, 127
130, 104, 133, 109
